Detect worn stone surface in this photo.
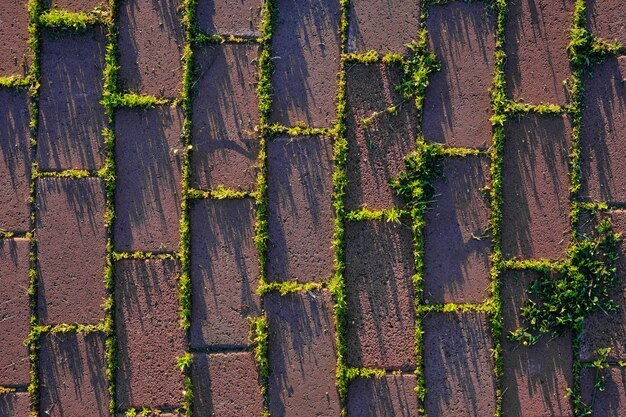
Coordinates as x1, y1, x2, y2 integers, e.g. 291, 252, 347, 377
45, 0, 106, 11
586, 0, 625, 45
0, 0, 31, 77
581, 366, 626, 417
0, 392, 30, 417
347, 374, 418, 417
37, 178, 107, 325
196, 0, 262, 37
267, 136, 335, 283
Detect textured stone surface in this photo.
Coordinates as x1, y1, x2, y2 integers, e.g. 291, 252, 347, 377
586, 0, 625, 45
347, 374, 418, 417
189, 199, 260, 349
197, 0, 262, 37
581, 366, 626, 417
0, 0, 31, 77
267, 136, 335, 282
37, 178, 107, 325
45, 0, 106, 11
114, 106, 184, 252
0, 392, 30, 417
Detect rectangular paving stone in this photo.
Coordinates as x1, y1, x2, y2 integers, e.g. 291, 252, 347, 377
37, 178, 107, 325
191, 44, 260, 192
423, 312, 496, 417
115, 259, 186, 410
0, 0, 31, 77
502, 114, 572, 260
38, 29, 107, 170
118, 0, 184, 98
345, 63, 418, 211
266, 290, 340, 417
504, 0, 573, 105
424, 156, 491, 304
0, 239, 30, 387
40, 332, 109, 417
267, 136, 335, 283
345, 220, 416, 370
45, 0, 105, 11
347, 374, 418, 417
581, 366, 626, 417
586, 0, 625, 46
0, 88, 31, 232
422, 2, 496, 149
114, 106, 184, 252
270, 0, 341, 128
196, 0, 262, 37
580, 56, 626, 204
191, 352, 263, 417
0, 392, 30, 417
189, 199, 260, 349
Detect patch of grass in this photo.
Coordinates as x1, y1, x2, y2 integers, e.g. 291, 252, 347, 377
0, 76, 31, 88
344, 367, 386, 381
257, 280, 325, 296
38, 8, 107, 30
345, 207, 406, 223
187, 186, 252, 200
103, 92, 170, 108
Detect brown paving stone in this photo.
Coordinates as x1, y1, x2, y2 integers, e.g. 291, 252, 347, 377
580, 56, 626, 204
345, 63, 418, 211
267, 136, 335, 283
423, 312, 496, 417
36, 178, 107, 325
197, 0, 262, 37
45, 0, 106, 11
424, 156, 491, 304
422, 2, 496, 149
581, 366, 626, 417
38, 29, 107, 170
115, 259, 186, 410
266, 290, 340, 417
118, 0, 184, 98
40, 332, 109, 417
0, 1, 31, 77
0, 239, 30, 386
114, 106, 184, 252
189, 199, 260, 349
504, 0, 573, 105
0, 392, 30, 417
191, 44, 260, 191
191, 352, 263, 417
270, 0, 341, 128
502, 114, 571, 260
347, 374, 418, 417
345, 220, 416, 370
347, 0, 420, 55
0, 88, 31, 232
586, 0, 625, 45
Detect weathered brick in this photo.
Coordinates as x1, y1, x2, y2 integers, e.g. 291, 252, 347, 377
423, 2, 496, 149
38, 29, 107, 170
196, 0, 262, 37
191, 44, 260, 191
586, 0, 625, 46
118, 0, 184, 98
502, 114, 571, 260
192, 352, 263, 417
345, 220, 416, 370
267, 136, 335, 283
504, 0, 573, 105
423, 312, 496, 416
37, 178, 107, 324
345, 63, 418, 211
189, 199, 260, 349
270, 0, 341, 128
424, 157, 491, 303
0, 392, 30, 417
114, 106, 184, 252
40, 333, 109, 417
0, 88, 31, 232
581, 366, 626, 417
347, 374, 418, 417
45, 0, 106, 11
115, 259, 186, 409
266, 291, 340, 416
0, 1, 31, 77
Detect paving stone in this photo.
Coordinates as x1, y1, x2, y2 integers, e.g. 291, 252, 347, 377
192, 352, 263, 417
196, 0, 262, 37
347, 0, 420, 55
45, 0, 106, 11
345, 220, 416, 370
39, 332, 109, 417
0, 239, 30, 386
345, 63, 418, 211
423, 312, 496, 417
119, 413, 182, 417
115, 259, 186, 410
581, 366, 626, 417
0, 392, 30, 417
422, 2, 496, 149
36, 178, 107, 324
0, 88, 31, 232
504, 0, 573, 105
267, 136, 335, 283
266, 290, 340, 417
424, 156, 491, 304
114, 106, 184, 252
189, 199, 260, 349
346, 374, 418, 417
502, 114, 572, 260
191, 44, 260, 191
586, 0, 625, 46
118, 0, 184, 98
270, 0, 341, 128
0, 1, 31, 77
38, 29, 107, 170
580, 56, 626, 204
